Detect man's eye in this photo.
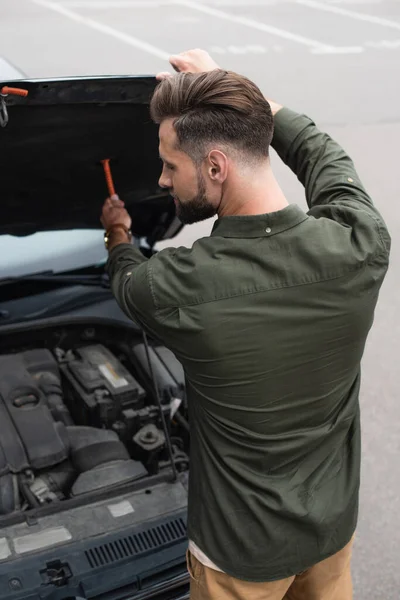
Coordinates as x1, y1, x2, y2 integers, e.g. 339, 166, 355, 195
166, 164, 175, 171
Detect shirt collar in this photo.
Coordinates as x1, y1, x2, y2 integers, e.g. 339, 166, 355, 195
211, 204, 308, 239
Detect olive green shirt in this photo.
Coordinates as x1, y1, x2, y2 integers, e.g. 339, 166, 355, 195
107, 108, 390, 581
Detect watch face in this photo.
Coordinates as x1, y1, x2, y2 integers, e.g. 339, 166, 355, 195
103, 227, 131, 249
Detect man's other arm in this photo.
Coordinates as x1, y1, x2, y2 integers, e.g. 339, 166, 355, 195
160, 48, 389, 257
271, 108, 391, 258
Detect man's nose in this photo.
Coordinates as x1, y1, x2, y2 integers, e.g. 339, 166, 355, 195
159, 168, 171, 190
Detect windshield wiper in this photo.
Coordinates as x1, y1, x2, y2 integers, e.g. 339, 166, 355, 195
0, 271, 110, 288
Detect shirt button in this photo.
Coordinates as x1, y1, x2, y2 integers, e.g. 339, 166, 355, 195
265, 227, 272, 234
347, 177, 354, 183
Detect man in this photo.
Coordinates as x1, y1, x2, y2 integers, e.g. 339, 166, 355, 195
101, 50, 390, 600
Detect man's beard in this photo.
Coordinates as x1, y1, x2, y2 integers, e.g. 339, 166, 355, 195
174, 171, 217, 225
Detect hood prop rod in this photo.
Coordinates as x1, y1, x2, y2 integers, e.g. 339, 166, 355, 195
142, 331, 178, 482
0, 86, 29, 128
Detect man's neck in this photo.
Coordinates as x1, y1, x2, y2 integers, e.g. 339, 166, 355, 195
217, 165, 288, 218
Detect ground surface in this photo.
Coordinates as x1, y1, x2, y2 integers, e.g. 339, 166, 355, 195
0, 1, 399, 598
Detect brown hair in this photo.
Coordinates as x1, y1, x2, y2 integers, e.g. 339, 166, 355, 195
150, 69, 274, 163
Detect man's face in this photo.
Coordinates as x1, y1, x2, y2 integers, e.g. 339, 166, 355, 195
158, 119, 218, 225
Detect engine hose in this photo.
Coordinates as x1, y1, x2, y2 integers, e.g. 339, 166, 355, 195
174, 410, 190, 432
18, 475, 40, 509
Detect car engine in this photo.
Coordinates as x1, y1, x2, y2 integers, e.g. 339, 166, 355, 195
0, 342, 188, 516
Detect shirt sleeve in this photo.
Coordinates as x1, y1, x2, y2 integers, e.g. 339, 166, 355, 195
106, 243, 159, 335
272, 107, 390, 259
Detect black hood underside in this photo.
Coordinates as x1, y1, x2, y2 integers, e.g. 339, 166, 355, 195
0, 76, 181, 244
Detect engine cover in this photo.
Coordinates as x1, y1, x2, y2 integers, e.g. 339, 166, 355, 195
0, 350, 69, 474
0, 349, 147, 515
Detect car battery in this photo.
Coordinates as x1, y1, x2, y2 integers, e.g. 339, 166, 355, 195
60, 344, 146, 428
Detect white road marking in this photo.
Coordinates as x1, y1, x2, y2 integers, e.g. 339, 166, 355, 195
174, 0, 363, 54
226, 44, 265, 54
210, 46, 227, 54
313, 45, 364, 54
210, 44, 283, 54
60, 0, 280, 5
365, 38, 400, 48
296, 0, 400, 32
60, 1, 174, 7
31, 0, 171, 60
329, 0, 382, 4
211, 0, 280, 4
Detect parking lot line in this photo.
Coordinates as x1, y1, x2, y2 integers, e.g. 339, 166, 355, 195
31, 0, 171, 60
60, 1, 173, 7
174, 0, 363, 54
296, 0, 400, 32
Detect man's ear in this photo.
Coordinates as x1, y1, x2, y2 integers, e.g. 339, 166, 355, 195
206, 150, 229, 184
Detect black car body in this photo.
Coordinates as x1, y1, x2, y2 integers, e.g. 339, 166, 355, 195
0, 76, 190, 600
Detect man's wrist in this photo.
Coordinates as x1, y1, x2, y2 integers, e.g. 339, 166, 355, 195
104, 224, 132, 251
271, 107, 311, 163
266, 98, 283, 116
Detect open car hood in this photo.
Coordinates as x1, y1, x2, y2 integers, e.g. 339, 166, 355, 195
0, 76, 182, 245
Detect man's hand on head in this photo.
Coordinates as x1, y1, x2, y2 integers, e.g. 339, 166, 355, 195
155, 48, 283, 116
156, 49, 220, 81
101, 195, 132, 251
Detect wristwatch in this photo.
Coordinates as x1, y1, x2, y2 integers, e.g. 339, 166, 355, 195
104, 224, 132, 250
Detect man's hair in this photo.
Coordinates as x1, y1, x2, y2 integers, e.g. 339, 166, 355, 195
150, 69, 274, 163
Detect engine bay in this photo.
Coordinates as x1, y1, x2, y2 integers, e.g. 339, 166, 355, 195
0, 325, 188, 518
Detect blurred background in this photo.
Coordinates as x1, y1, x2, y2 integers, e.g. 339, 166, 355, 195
0, 1, 399, 598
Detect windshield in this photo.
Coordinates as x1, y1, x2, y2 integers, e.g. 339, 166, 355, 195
0, 230, 107, 278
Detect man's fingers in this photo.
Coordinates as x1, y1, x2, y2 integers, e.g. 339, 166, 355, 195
101, 197, 131, 232
168, 50, 220, 74
169, 55, 187, 73
156, 71, 172, 81
107, 195, 125, 208
111, 194, 125, 206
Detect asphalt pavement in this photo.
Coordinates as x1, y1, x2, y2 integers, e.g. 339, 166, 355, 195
0, 1, 399, 598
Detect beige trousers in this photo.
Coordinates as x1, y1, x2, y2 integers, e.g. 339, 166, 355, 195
187, 537, 354, 600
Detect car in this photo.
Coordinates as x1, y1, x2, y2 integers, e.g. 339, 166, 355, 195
0, 75, 191, 600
